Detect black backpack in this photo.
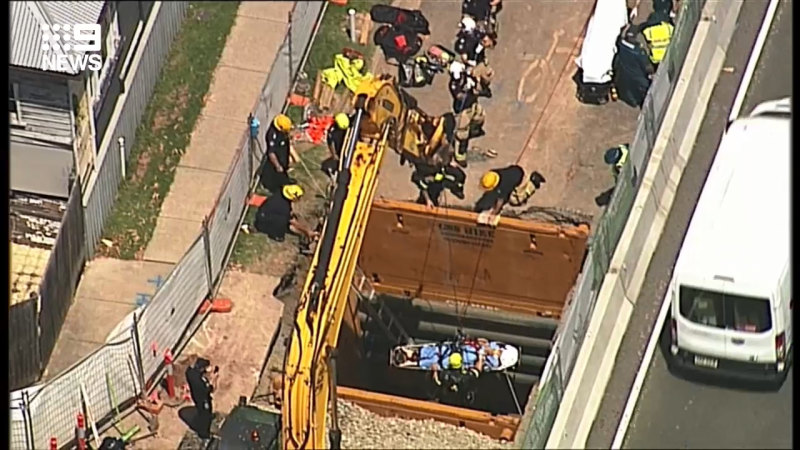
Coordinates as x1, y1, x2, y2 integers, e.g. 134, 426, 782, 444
370, 4, 430, 35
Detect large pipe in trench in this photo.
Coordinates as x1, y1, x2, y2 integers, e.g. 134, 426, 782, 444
404, 298, 560, 331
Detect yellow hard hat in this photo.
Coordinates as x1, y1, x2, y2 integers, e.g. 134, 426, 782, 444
274, 114, 292, 133
449, 352, 462, 369
282, 184, 304, 201
334, 113, 350, 130
480, 171, 500, 191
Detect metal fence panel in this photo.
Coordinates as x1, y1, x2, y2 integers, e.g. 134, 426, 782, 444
84, 2, 189, 256
208, 148, 251, 279
27, 339, 138, 450
10, 405, 28, 450
554, 252, 597, 385
9, 301, 40, 391
253, 2, 325, 167
138, 237, 210, 378
38, 183, 87, 368
518, 357, 564, 449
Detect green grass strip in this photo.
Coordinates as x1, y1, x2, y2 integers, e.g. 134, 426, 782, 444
99, 2, 240, 259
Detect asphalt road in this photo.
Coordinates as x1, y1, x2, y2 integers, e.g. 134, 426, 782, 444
585, 0, 794, 448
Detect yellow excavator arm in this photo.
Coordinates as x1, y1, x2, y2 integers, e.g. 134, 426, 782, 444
281, 96, 392, 450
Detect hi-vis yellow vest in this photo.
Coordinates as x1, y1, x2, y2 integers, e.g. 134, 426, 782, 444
643, 22, 674, 63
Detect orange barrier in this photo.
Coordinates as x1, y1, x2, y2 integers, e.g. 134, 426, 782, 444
200, 298, 233, 314
249, 194, 267, 207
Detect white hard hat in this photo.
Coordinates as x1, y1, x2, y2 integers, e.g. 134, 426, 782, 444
499, 345, 519, 369
449, 61, 466, 78
460, 16, 476, 31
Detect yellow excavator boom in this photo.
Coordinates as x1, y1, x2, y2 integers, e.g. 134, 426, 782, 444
281, 97, 391, 450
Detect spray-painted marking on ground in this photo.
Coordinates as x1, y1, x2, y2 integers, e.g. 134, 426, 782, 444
134, 274, 166, 307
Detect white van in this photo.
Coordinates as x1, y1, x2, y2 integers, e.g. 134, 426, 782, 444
666, 97, 791, 384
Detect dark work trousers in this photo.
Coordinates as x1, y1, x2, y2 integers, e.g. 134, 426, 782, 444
194, 397, 213, 439
259, 160, 291, 193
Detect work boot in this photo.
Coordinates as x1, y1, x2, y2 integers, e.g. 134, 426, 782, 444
455, 141, 469, 168
478, 82, 493, 98
530, 171, 547, 189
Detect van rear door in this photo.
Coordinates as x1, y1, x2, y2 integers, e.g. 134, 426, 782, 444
721, 288, 776, 364
676, 283, 728, 364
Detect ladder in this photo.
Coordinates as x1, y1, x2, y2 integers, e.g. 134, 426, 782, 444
351, 268, 414, 345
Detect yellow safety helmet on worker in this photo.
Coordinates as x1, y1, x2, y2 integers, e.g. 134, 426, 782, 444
448, 352, 463, 369
480, 170, 500, 191
274, 114, 293, 133
282, 184, 304, 201
334, 113, 350, 130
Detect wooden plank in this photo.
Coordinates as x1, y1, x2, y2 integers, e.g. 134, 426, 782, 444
357, 13, 372, 46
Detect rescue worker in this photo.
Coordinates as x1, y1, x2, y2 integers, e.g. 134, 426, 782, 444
185, 357, 218, 442
438, 347, 481, 399
455, 17, 482, 56
260, 114, 293, 192
448, 62, 486, 168
474, 164, 525, 215
321, 113, 353, 177
455, 19, 496, 94
462, 0, 503, 25
412, 163, 467, 208
604, 144, 630, 179
637, 6, 674, 67
613, 29, 654, 108
254, 184, 319, 242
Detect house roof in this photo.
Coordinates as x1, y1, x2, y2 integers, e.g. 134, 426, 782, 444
10, 1, 106, 75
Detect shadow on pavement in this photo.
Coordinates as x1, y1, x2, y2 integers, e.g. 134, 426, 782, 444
656, 325, 789, 393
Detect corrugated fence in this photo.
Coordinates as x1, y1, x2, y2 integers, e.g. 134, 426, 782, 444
9, 2, 325, 448
9, 180, 86, 392
515, 1, 707, 447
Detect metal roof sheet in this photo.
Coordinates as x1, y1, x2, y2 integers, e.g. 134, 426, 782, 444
10, 1, 106, 75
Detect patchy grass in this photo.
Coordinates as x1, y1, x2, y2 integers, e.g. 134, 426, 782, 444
98, 2, 240, 259
286, 104, 305, 125
303, 0, 388, 86
229, 144, 330, 275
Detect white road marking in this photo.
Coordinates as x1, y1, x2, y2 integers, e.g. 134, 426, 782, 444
728, 0, 781, 123
611, 1, 781, 448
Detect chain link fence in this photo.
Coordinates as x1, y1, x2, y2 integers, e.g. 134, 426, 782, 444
9, 3, 326, 448
515, 1, 707, 447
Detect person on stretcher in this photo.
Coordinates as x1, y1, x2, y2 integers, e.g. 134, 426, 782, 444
416, 340, 504, 372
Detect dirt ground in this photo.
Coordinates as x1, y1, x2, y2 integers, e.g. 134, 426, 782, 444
103, 270, 282, 449
371, 0, 640, 219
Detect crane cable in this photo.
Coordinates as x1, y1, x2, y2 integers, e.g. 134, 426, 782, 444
415, 185, 467, 337
440, 190, 489, 334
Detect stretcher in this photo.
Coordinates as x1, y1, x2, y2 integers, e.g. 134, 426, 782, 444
390, 340, 520, 372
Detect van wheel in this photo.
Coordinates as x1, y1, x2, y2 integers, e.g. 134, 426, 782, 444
659, 312, 672, 347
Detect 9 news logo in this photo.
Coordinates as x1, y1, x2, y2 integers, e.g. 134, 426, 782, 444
40, 24, 103, 72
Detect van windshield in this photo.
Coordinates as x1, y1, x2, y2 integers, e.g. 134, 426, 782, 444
679, 286, 772, 333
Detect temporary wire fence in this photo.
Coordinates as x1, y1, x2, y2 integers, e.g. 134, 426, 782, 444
515, 1, 707, 447
8, 3, 325, 449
